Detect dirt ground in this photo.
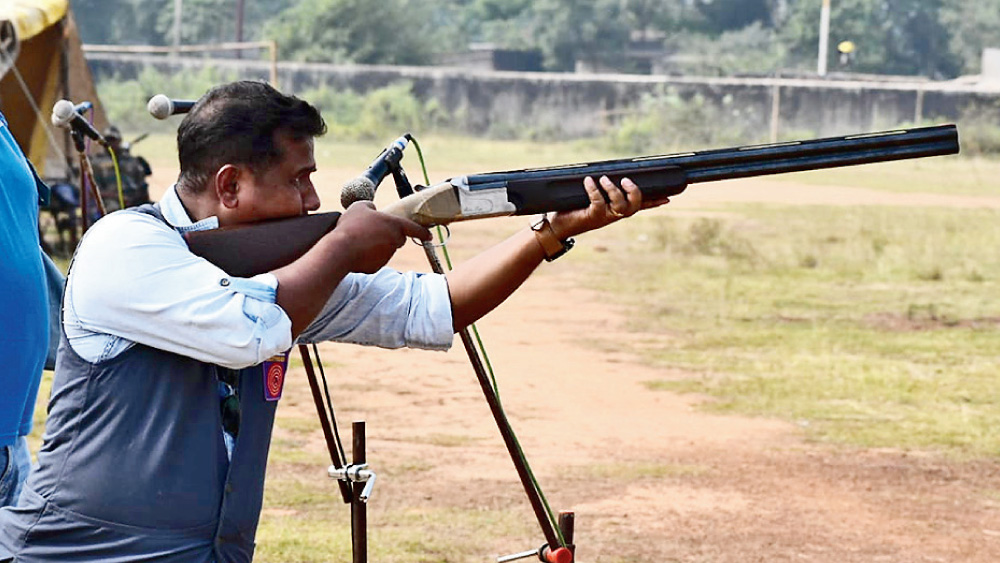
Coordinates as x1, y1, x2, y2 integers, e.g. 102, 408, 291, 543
151, 167, 1000, 562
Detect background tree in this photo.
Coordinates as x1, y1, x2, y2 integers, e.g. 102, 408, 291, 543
265, 0, 438, 65
940, 0, 1000, 76
72, 0, 167, 45
781, 0, 960, 78
450, 0, 533, 46
155, 0, 230, 46
526, 0, 631, 71
689, 0, 774, 33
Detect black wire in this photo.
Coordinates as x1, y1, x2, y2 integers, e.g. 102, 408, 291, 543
313, 342, 347, 464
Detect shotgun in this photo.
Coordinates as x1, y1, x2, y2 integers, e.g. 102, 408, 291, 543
185, 124, 959, 277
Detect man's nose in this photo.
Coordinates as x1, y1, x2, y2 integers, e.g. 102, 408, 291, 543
303, 185, 321, 212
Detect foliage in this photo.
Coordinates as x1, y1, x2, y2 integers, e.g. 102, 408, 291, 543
153, 0, 231, 47
939, 0, 1000, 75
662, 22, 788, 76
525, 0, 631, 71
264, 0, 438, 65
95, 66, 236, 131
445, 0, 535, 47
780, 0, 961, 78
294, 82, 450, 141
72, 0, 292, 46
72, 0, 165, 45
610, 87, 764, 153
688, 0, 775, 33
94, 63, 450, 141
955, 101, 1000, 156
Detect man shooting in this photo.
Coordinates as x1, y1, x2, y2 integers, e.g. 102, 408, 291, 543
0, 80, 668, 562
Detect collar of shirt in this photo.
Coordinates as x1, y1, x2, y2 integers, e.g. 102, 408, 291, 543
160, 184, 219, 233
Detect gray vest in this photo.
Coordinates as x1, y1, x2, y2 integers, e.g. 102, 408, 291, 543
0, 204, 280, 562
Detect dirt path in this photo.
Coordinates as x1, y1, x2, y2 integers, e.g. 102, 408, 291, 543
262, 176, 1000, 563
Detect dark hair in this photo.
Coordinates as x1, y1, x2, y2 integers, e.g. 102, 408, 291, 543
104, 125, 122, 142
176, 80, 326, 193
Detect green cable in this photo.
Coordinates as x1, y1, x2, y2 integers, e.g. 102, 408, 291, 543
108, 147, 126, 210
409, 136, 566, 547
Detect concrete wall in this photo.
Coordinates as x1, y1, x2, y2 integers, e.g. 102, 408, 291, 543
86, 53, 1000, 140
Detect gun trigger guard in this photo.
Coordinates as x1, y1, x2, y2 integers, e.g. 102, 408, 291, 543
414, 224, 450, 248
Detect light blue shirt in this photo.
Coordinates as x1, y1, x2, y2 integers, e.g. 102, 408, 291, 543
63, 185, 454, 369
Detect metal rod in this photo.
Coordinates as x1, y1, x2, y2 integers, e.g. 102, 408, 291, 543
497, 549, 539, 563
558, 512, 575, 559
83, 41, 278, 54
422, 243, 561, 549
818, 0, 831, 76
78, 151, 89, 233
299, 344, 352, 504
351, 421, 367, 563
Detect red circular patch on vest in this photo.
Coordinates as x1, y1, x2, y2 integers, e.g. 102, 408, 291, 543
267, 363, 285, 397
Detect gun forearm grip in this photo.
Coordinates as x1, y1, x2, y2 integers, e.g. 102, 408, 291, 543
501, 165, 687, 215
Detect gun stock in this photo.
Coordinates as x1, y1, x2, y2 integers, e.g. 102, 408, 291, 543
187, 125, 959, 277
184, 212, 340, 278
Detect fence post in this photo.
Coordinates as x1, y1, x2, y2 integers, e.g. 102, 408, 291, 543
914, 87, 924, 124
770, 82, 781, 143
269, 40, 278, 88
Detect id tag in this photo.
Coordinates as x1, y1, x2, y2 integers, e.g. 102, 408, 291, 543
262, 351, 289, 402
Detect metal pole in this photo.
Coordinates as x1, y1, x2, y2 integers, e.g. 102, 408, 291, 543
78, 151, 89, 233
769, 82, 781, 143
351, 421, 367, 563
172, 0, 183, 58
269, 40, 278, 87
914, 88, 924, 124
558, 512, 575, 559
299, 344, 352, 504
421, 243, 561, 550
235, 0, 245, 59
817, 0, 830, 76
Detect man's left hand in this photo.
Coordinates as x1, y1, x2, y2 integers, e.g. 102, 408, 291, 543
547, 175, 670, 240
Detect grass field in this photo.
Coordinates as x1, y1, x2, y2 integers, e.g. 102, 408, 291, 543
587, 201, 1000, 458
773, 154, 998, 197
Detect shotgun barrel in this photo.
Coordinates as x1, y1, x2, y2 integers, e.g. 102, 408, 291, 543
458, 124, 959, 216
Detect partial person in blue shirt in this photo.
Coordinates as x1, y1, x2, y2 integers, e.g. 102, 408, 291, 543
0, 80, 670, 563
0, 111, 51, 508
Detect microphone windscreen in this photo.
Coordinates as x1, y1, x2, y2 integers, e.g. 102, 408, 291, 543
147, 94, 173, 120
340, 177, 376, 209
51, 99, 75, 127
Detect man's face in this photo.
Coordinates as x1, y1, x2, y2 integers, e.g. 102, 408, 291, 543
234, 133, 320, 223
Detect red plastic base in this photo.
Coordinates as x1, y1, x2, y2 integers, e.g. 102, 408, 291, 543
544, 546, 573, 563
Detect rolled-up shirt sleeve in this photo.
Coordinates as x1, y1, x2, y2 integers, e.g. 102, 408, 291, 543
66, 212, 293, 369
297, 267, 454, 351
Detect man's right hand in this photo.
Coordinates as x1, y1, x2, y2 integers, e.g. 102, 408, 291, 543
332, 201, 432, 274
274, 202, 430, 338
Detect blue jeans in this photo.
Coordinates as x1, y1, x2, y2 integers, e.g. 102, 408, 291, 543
0, 436, 31, 508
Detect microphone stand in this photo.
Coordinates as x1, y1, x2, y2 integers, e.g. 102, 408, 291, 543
300, 342, 376, 563
71, 130, 106, 234
389, 163, 575, 563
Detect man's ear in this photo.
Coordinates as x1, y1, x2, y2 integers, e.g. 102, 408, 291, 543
215, 165, 241, 209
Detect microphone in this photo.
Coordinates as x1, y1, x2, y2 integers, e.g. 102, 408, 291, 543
340, 135, 410, 208
147, 94, 196, 120
51, 99, 106, 146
